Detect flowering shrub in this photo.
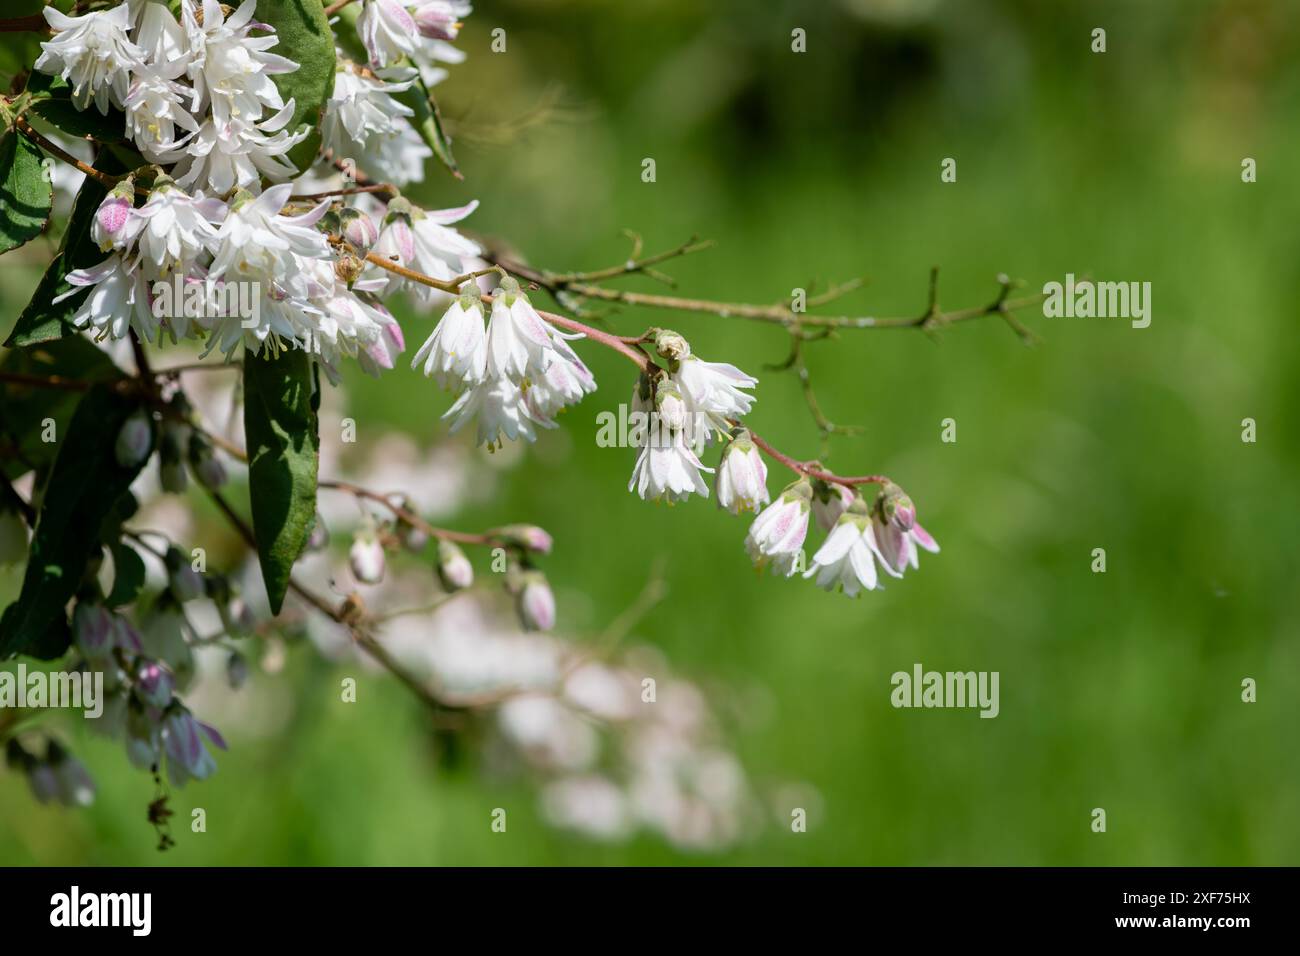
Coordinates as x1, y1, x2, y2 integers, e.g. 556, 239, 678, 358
0, 0, 1038, 849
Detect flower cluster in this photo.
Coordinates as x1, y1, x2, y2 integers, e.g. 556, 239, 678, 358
414, 276, 597, 449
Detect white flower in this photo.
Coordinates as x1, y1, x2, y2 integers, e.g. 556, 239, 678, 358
628, 429, 713, 504
207, 183, 329, 284
444, 374, 538, 449
715, 431, 769, 515
35, 4, 144, 116
322, 66, 416, 151
124, 66, 201, 161
358, 0, 421, 68
372, 199, 479, 298
162, 104, 308, 194
128, 0, 189, 76
411, 1, 471, 41
804, 501, 882, 596
355, 117, 432, 187
524, 336, 597, 424
486, 281, 560, 380
131, 182, 223, 278
55, 253, 159, 342
183, 0, 297, 123
357, 311, 407, 377
744, 477, 812, 576
673, 354, 758, 430
412, 287, 488, 387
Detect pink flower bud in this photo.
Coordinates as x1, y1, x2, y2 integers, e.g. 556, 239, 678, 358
340, 208, 380, 253
516, 571, 556, 632
498, 524, 553, 555
73, 602, 114, 661
135, 661, 174, 709
436, 539, 473, 591
92, 194, 133, 251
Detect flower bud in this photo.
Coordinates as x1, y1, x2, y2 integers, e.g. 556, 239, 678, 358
651, 328, 690, 363
654, 382, 688, 433
514, 570, 556, 632
436, 539, 473, 591
134, 660, 174, 709
188, 433, 227, 489
339, 207, 379, 254
91, 179, 135, 252
73, 601, 114, 661
716, 429, 769, 515
811, 479, 853, 532
496, 524, 553, 555
114, 410, 153, 469
165, 546, 204, 603
46, 741, 96, 807
349, 531, 386, 584
878, 482, 915, 531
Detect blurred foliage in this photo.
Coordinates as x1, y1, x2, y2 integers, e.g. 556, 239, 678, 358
2, 0, 1298, 864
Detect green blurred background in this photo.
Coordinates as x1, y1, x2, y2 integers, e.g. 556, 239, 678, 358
3, 0, 1298, 864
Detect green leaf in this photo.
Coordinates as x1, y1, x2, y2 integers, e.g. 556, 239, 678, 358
0, 130, 53, 254
394, 79, 463, 181
243, 347, 320, 615
2, 151, 129, 348
258, 0, 337, 175
105, 539, 146, 608
0, 385, 148, 660
0, 336, 126, 480
23, 71, 128, 144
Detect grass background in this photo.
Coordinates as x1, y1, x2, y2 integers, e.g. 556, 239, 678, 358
1, 0, 1297, 864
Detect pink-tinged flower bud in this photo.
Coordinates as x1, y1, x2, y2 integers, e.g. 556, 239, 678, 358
339, 207, 380, 254
436, 539, 473, 591
162, 709, 221, 786
91, 182, 135, 252
114, 410, 153, 469
73, 601, 115, 661
716, 429, 769, 515
497, 524, 553, 555
27, 762, 60, 804
158, 422, 189, 493
135, 661, 174, 709
165, 546, 204, 603
350, 532, 386, 584
515, 570, 556, 632
879, 482, 915, 531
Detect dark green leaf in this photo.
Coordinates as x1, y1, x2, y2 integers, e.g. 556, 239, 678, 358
0, 336, 125, 479
23, 71, 128, 144
2, 151, 129, 348
0, 385, 147, 660
105, 539, 146, 607
0, 130, 53, 254
258, 0, 337, 175
243, 347, 320, 614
